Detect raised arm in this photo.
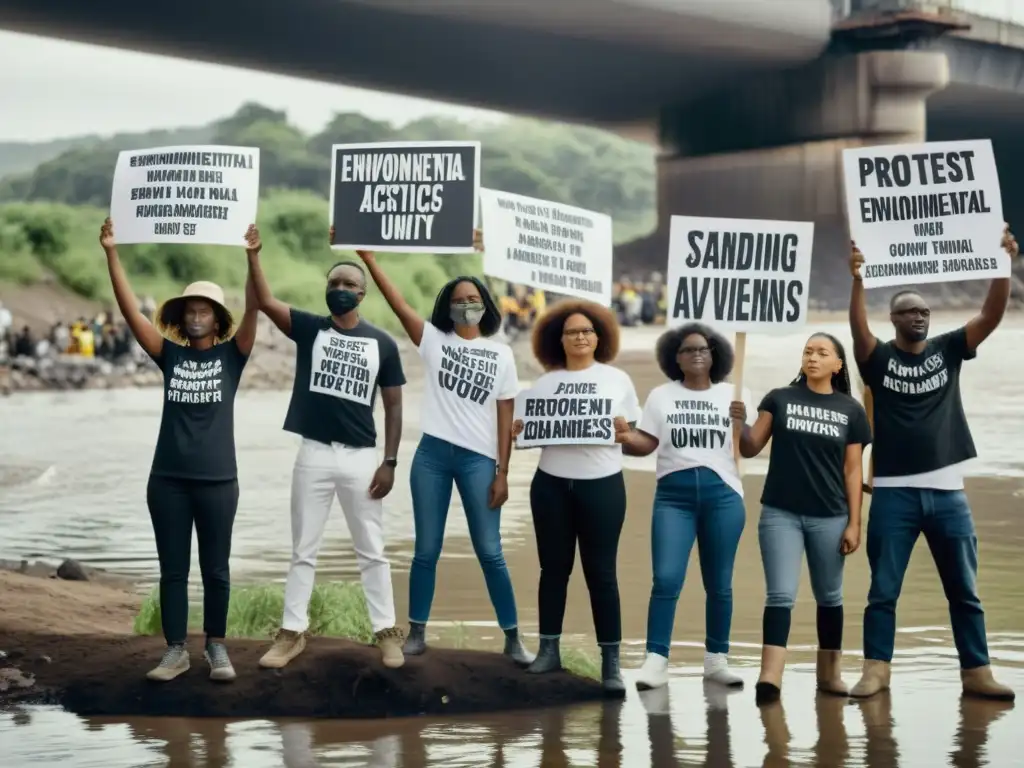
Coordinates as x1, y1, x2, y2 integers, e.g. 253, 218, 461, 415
849, 242, 877, 364
964, 224, 1018, 353
245, 224, 292, 336
100, 218, 163, 359
356, 249, 425, 346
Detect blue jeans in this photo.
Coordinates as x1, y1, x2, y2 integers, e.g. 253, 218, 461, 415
759, 506, 847, 609
408, 434, 519, 629
863, 487, 988, 669
645, 467, 746, 657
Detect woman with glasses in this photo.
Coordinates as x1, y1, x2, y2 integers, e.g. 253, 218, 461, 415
617, 323, 750, 690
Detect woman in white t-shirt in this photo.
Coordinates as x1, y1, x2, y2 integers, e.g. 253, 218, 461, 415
511, 299, 641, 697
357, 249, 533, 666
616, 323, 749, 691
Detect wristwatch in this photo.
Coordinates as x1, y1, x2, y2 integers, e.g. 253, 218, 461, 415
384, 457, 398, 468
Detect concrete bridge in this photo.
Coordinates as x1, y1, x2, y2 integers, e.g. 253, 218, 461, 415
2, 0, 1024, 305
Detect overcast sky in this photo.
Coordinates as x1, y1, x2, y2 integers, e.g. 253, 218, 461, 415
0, 30, 506, 142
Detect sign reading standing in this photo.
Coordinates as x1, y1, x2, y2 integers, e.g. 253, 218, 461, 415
666, 215, 814, 332
109, 145, 261, 246
842, 139, 1006, 288
479, 188, 613, 304
330, 141, 481, 253
514, 377, 616, 449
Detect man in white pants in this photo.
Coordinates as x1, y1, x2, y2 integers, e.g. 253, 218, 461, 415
245, 226, 406, 669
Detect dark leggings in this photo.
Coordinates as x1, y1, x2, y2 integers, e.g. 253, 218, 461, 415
530, 468, 626, 644
147, 475, 239, 644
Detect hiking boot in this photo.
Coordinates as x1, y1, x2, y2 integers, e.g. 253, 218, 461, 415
204, 642, 236, 682
259, 629, 306, 669
601, 644, 626, 698
850, 659, 891, 699
527, 637, 562, 674
704, 651, 744, 688
961, 665, 1015, 701
816, 649, 848, 696
146, 643, 190, 682
376, 627, 406, 669
635, 651, 669, 691
503, 627, 536, 667
403, 622, 427, 656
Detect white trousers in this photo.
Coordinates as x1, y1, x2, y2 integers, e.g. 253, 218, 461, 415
282, 438, 396, 633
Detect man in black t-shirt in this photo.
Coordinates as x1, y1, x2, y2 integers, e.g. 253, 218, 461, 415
847, 228, 1018, 702
245, 227, 408, 671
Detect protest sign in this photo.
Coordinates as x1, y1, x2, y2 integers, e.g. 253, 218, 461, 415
309, 329, 380, 406
330, 141, 480, 253
665, 215, 814, 333
842, 139, 1006, 288
479, 188, 613, 304
109, 145, 260, 246
514, 377, 616, 449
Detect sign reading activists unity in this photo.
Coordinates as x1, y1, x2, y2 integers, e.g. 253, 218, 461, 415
514, 378, 616, 449
665, 215, 814, 333
109, 145, 261, 246
309, 330, 380, 407
330, 141, 481, 253
479, 188, 613, 304
842, 139, 1007, 288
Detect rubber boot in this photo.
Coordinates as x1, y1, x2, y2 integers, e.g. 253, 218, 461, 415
755, 645, 787, 706
816, 649, 849, 696
850, 659, 891, 699
402, 621, 427, 656
502, 627, 536, 667
601, 644, 626, 698
961, 665, 1016, 701
527, 637, 562, 674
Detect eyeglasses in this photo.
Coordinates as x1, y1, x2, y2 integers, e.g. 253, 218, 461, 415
563, 328, 596, 339
892, 308, 930, 318
678, 345, 711, 356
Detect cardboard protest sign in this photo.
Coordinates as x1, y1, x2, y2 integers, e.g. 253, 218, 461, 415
109, 145, 260, 246
665, 216, 814, 333
330, 141, 480, 253
842, 139, 1006, 288
514, 378, 616, 449
479, 188, 613, 304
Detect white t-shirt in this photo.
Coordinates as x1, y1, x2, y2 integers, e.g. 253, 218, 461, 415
537, 363, 642, 480
638, 381, 753, 498
418, 322, 519, 460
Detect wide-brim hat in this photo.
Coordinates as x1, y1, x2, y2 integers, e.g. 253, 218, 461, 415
156, 281, 235, 342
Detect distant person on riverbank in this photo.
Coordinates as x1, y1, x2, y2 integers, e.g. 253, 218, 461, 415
100, 217, 259, 684
49, 321, 70, 356
616, 323, 750, 692
848, 228, 1020, 702
736, 333, 870, 706
247, 225, 408, 672
513, 298, 640, 696
358, 233, 534, 667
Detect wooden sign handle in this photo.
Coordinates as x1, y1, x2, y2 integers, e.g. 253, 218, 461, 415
732, 332, 747, 465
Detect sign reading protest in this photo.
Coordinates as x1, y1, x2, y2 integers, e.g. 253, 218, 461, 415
479, 188, 613, 304
842, 139, 1006, 288
330, 141, 481, 253
514, 378, 616, 449
665, 215, 814, 333
109, 145, 260, 246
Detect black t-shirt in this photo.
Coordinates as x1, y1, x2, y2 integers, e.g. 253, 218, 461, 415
283, 309, 405, 448
759, 384, 872, 517
857, 328, 975, 477
150, 337, 248, 482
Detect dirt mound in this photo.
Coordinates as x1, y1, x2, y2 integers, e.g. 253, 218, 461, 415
0, 632, 604, 718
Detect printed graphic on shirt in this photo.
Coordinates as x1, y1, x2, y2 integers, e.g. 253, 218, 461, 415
881, 350, 949, 396
665, 397, 731, 450
438, 343, 499, 404
309, 329, 380, 406
516, 379, 615, 447
783, 402, 850, 440
168, 357, 224, 404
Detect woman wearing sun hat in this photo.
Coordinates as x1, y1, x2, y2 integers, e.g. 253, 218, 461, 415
100, 217, 259, 684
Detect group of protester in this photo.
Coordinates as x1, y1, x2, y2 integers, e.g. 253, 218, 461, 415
97, 215, 1016, 705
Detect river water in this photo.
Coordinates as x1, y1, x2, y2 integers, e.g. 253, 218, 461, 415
1, 315, 1022, 766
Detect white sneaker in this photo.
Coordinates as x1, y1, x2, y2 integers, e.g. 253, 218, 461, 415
635, 652, 670, 691
703, 652, 743, 687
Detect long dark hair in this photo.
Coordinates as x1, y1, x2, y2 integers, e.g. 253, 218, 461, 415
791, 332, 851, 395
429, 275, 502, 337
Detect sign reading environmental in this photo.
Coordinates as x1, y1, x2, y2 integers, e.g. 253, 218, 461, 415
479, 188, 613, 304
109, 145, 260, 246
514, 378, 616, 449
666, 215, 814, 333
329, 141, 480, 253
842, 139, 1006, 288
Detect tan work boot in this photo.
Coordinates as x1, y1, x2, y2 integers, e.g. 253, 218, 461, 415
961, 665, 1015, 701
259, 629, 306, 669
850, 659, 891, 699
816, 649, 849, 696
146, 644, 190, 682
755, 645, 787, 706
376, 627, 406, 669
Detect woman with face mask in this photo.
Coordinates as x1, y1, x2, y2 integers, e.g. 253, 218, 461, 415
357, 247, 533, 665
100, 218, 259, 683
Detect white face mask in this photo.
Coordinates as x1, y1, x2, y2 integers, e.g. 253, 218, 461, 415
450, 303, 485, 326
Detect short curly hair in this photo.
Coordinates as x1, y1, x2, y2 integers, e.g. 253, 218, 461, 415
531, 299, 620, 370
655, 322, 734, 383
